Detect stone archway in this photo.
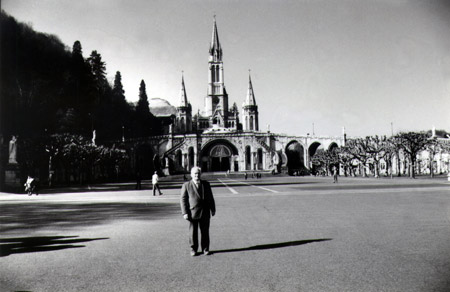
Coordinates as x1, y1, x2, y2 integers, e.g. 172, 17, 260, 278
210, 145, 231, 171
285, 141, 305, 175
328, 142, 338, 151
200, 139, 239, 172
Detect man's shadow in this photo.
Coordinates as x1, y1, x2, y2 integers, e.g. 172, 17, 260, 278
211, 238, 332, 254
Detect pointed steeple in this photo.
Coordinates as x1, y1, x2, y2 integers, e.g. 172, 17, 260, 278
244, 71, 257, 106
179, 71, 188, 107
209, 16, 222, 62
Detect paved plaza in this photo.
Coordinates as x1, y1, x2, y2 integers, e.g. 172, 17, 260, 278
1, 175, 450, 292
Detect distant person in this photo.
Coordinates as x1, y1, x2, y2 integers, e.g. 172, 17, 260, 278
244, 173, 248, 180
24, 175, 38, 196
333, 166, 338, 183
152, 171, 163, 196
180, 167, 216, 256
135, 171, 142, 190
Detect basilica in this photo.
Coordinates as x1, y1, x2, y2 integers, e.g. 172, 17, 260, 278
147, 18, 274, 173
145, 18, 344, 174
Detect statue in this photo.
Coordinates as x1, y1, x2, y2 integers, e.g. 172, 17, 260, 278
8, 135, 18, 164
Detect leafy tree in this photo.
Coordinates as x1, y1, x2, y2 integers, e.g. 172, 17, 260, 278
394, 132, 430, 178
311, 148, 339, 176
343, 138, 371, 177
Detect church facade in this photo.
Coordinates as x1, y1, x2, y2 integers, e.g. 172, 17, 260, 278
146, 18, 345, 174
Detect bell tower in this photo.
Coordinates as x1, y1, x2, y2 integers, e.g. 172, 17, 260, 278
205, 16, 229, 127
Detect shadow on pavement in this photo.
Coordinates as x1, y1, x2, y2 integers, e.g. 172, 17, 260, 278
0, 202, 180, 232
0, 235, 108, 257
211, 238, 332, 254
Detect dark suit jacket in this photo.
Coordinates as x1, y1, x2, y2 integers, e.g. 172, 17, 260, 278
180, 180, 216, 220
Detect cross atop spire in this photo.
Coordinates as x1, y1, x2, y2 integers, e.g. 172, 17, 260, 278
179, 71, 188, 107
209, 16, 222, 62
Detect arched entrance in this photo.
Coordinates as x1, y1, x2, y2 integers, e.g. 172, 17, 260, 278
200, 139, 239, 172
328, 142, 338, 151
309, 142, 322, 160
210, 145, 231, 171
285, 141, 305, 175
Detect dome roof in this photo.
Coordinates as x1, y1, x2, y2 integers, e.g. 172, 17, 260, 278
149, 98, 177, 117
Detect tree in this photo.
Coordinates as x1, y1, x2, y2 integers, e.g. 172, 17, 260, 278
425, 137, 439, 178
394, 132, 430, 178
337, 146, 354, 177
344, 138, 371, 177
134, 80, 152, 137
72, 41, 83, 61
136, 80, 150, 116
311, 148, 339, 176
87, 50, 108, 98
364, 135, 388, 178
112, 71, 125, 104
382, 137, 399, 178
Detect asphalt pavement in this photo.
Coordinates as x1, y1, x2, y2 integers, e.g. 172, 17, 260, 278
1, 175, 450, 292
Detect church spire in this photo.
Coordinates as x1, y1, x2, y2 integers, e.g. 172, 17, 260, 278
179, 71, 188, 107
244, 71, 257, 106
209, 16, 222, 62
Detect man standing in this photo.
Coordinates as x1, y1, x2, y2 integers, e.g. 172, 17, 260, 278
152, 171, 163, 196
180, 167, 216, 256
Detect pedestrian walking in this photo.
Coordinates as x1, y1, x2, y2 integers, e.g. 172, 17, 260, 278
333, 166, 338, 183
24, 175, 38, 196
152, 171, 163, 196
180, 166, 216, 256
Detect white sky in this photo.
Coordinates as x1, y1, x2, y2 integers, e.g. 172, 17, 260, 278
3, 0, 450, 137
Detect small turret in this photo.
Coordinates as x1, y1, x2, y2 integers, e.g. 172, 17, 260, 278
176, 72, 192, 133
242, 71, 259, 131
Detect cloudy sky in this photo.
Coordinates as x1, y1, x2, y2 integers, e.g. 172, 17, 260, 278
3, 0, 450, 137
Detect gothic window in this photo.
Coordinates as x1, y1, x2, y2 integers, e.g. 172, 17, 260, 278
245, 116, 249, 130
211, 66, 215, 83
250, 116, 254, 131
215, 65, 220, 83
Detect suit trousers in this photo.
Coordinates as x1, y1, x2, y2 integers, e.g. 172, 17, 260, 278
189, 214, 210, 252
